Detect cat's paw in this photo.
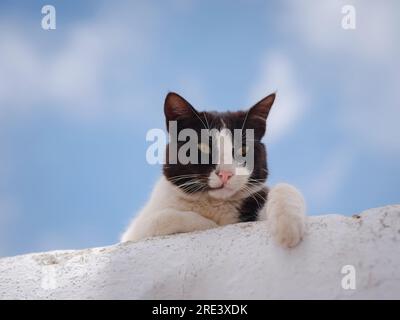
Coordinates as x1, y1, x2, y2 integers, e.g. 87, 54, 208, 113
267, 183, 306, 248
270, 213, 305, 248
189, 214, 219, 231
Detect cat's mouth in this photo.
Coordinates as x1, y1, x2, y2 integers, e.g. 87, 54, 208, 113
206, 174, 238, 197
208, 183, 235, 191
207, 184, 238, 200
208, 185, 225, 190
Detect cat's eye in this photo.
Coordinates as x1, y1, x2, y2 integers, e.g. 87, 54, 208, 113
198, 143, 211, 154
237, 146, 249, 157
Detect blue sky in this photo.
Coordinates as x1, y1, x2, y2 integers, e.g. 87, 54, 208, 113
0, 0, 399, 257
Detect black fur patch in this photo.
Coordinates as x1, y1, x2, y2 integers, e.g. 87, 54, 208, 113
238, 188, 268, 222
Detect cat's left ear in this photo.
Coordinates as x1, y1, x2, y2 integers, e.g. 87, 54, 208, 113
246, 93, 276, 137
249, 93, 275, 121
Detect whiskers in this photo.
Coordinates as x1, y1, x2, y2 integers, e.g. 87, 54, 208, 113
239, 179, 266, 209
167, 173, 208, 195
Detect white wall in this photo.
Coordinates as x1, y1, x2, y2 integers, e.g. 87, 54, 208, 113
1, 205, 399, 299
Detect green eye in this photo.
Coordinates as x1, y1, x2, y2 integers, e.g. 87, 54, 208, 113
198, 143, 210, 154
237, 146, 249, 157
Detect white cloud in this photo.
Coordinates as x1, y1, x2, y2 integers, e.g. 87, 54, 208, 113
248, 52, 308, 143
0, 2, 159, 122
174, 75, 208, 106
305, 148, 355, 209
288, 0, 399, 60
341, 72, 400, 155
275, 0, 400, 205
286, 0, 400, 155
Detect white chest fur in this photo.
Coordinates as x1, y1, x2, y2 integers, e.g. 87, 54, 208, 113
147, 177, 241, 225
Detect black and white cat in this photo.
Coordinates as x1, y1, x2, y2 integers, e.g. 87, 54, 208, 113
121, 92, 306, 247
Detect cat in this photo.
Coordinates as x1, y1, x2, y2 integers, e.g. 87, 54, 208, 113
121, 92, 306, 247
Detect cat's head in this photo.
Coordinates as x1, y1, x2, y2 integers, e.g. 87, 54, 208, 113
163, 92, 275, 200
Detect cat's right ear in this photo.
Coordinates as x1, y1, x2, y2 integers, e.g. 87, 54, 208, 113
164, 92, 194, 124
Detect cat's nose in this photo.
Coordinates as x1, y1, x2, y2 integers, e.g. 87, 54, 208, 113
217, 170, 233, 184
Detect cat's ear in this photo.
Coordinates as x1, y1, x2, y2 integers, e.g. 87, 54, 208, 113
248, 93, 275, 121
246, 93, 276, 137
164, 92, 195, 123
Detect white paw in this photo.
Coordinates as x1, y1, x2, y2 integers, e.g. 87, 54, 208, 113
267, 183, 306, 248
270, 213, 305, 248
192, 215, 219, 231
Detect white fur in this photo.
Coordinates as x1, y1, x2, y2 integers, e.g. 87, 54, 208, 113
262, 183, 306, 248
121, 177, 306, 248
207, 129, 251, 200
121, 176, 238, 242
121, 127, 306, 248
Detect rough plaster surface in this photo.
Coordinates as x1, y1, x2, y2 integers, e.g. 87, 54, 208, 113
1, 205, 400, 299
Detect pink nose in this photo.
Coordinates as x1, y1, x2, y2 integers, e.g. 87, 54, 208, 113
217, 170, 233, 184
